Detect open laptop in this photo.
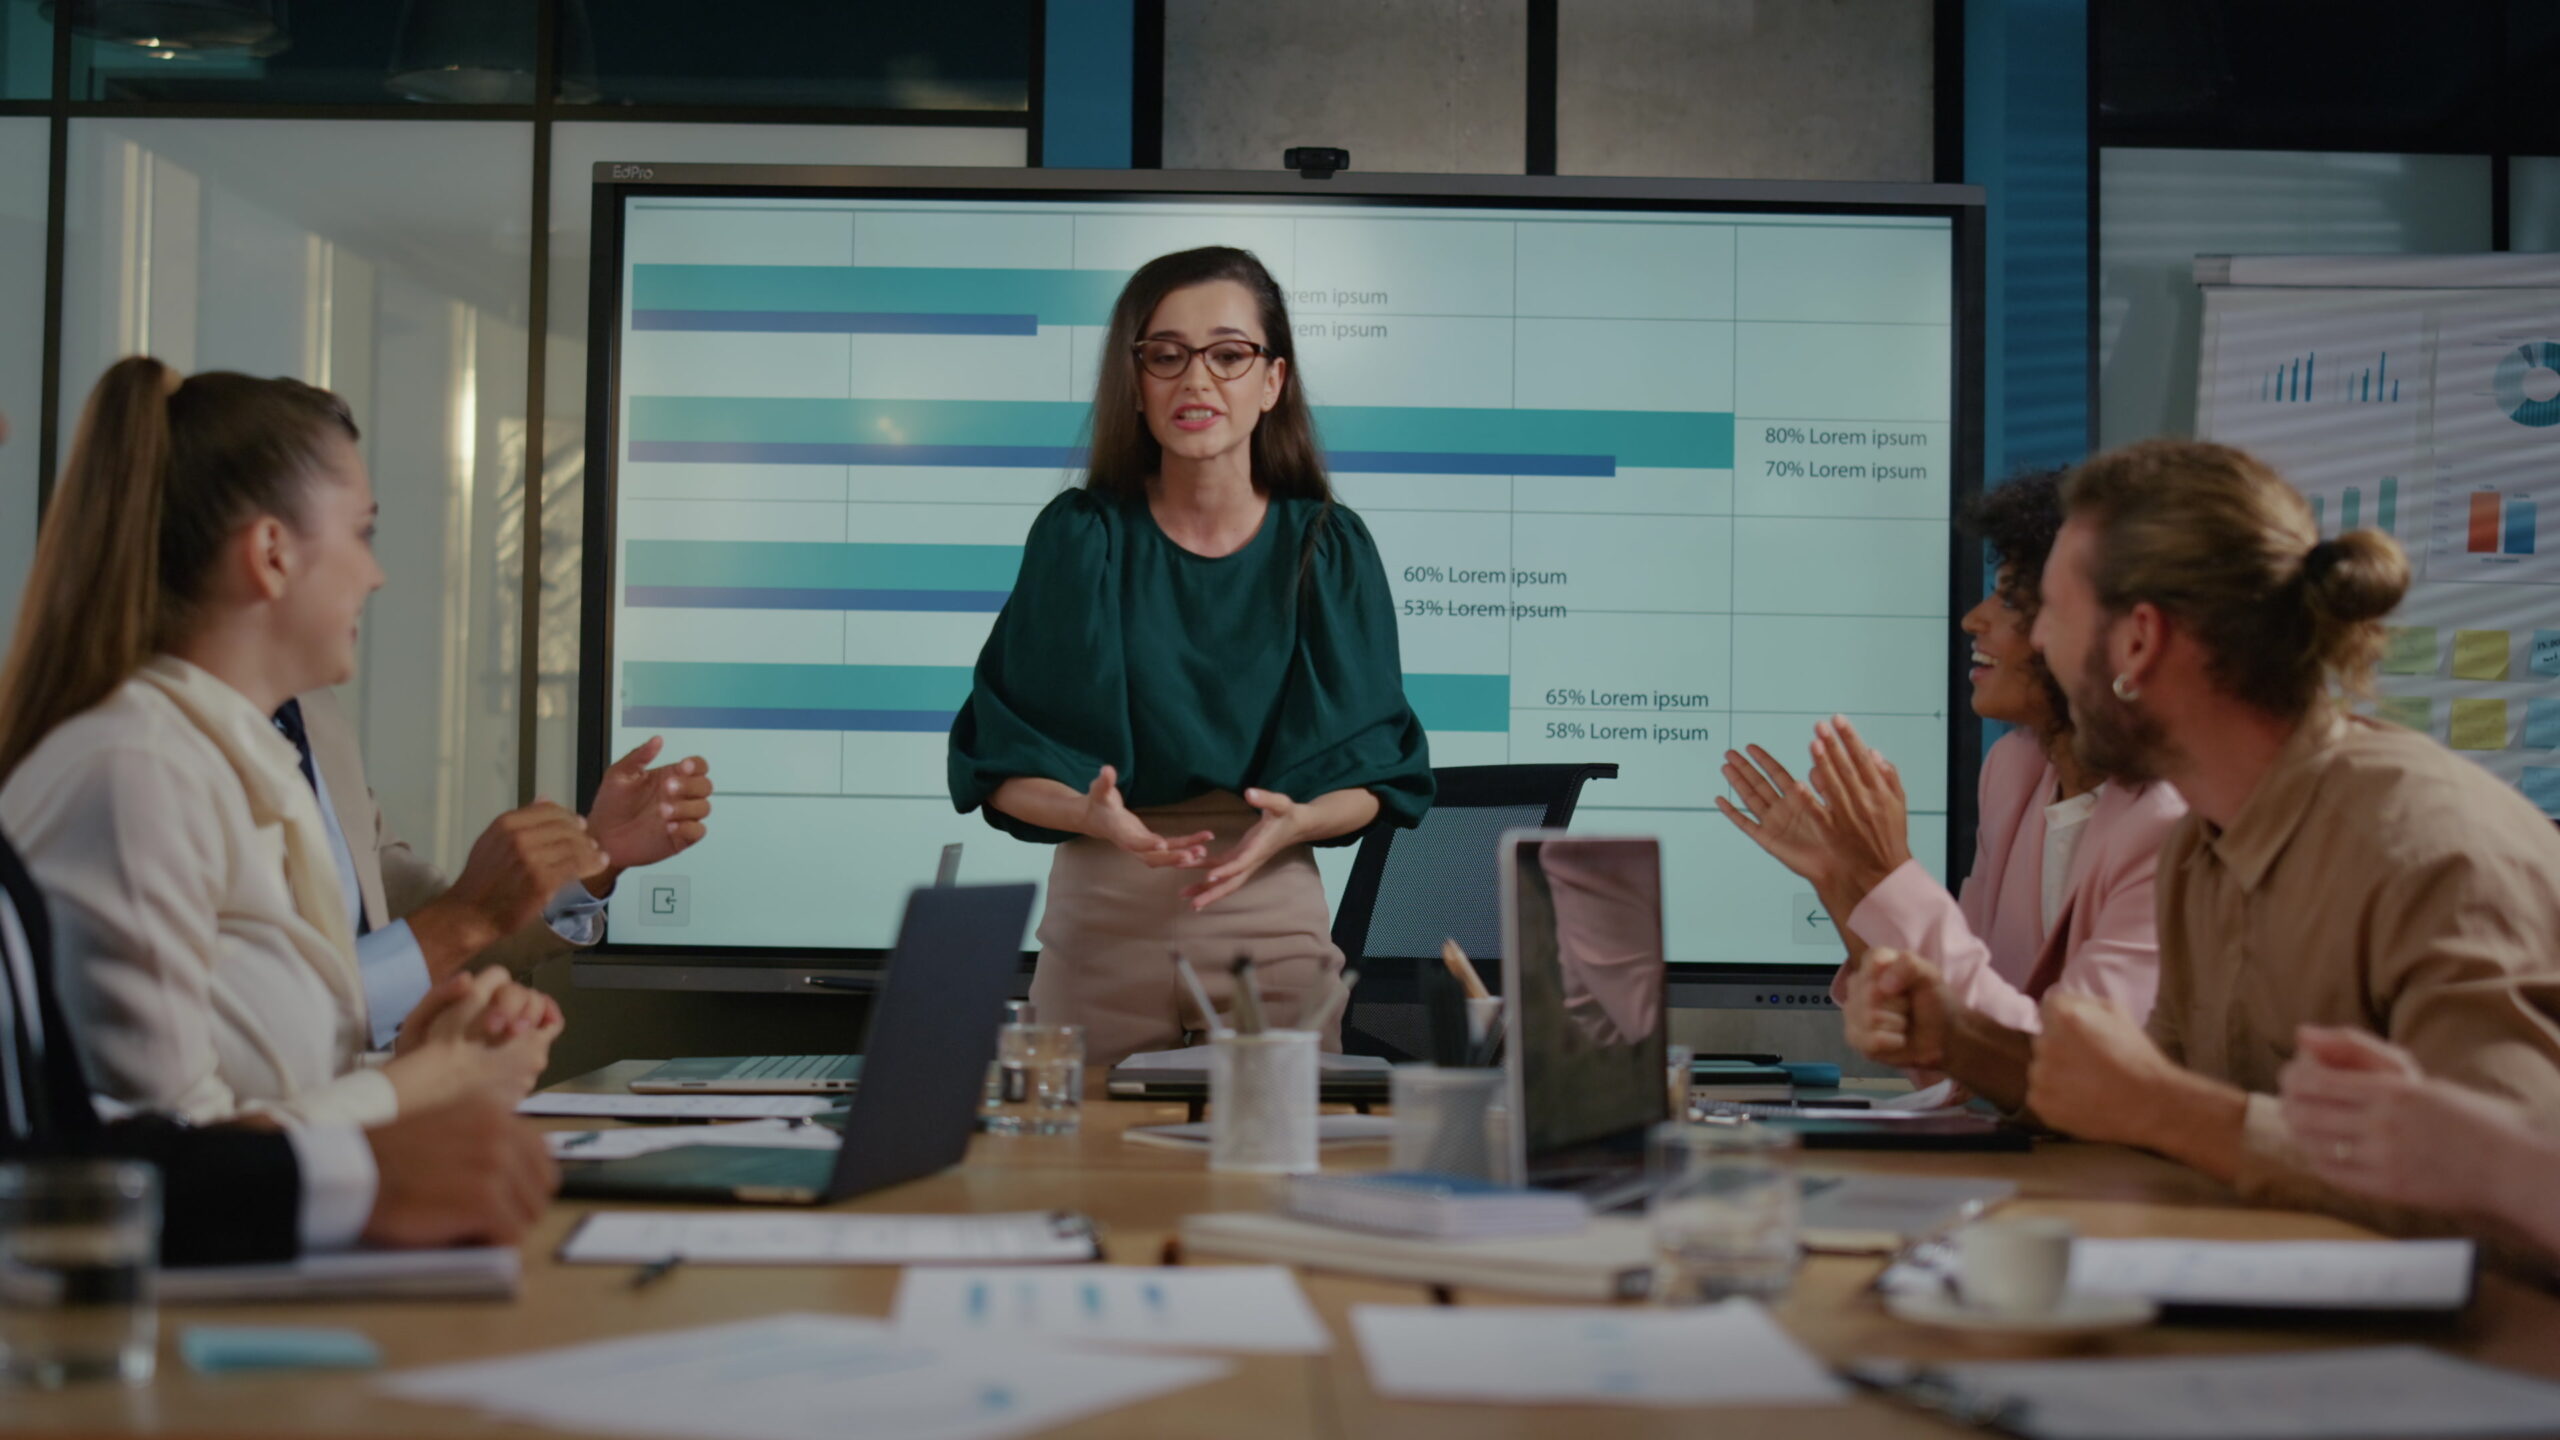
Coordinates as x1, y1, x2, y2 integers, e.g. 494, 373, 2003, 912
627, 843, 968, 1094
1497, 831, 2013, 1236
560, 881, 1033, 1204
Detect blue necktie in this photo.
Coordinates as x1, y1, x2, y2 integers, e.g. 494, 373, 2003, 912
271, 698, 370, 937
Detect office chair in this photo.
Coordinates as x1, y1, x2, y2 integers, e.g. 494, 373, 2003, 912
1329, 763, 1617, 1061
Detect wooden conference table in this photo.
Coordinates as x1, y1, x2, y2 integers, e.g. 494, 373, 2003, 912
13, 1063, 2560, 1438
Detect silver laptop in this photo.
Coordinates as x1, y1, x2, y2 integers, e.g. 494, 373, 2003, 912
1497, 830, 2013, 1238
627, 844, 967, 1095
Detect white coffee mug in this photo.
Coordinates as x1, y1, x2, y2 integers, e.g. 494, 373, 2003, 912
1956, 1217, 2076, 1315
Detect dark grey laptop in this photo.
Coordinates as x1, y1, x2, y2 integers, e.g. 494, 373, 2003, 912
559, 882, 1033, 1205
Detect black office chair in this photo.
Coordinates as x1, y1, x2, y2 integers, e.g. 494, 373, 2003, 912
1330, 762, 1618, 1061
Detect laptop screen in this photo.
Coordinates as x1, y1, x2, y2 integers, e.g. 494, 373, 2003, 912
1506, 835, 1668, 1169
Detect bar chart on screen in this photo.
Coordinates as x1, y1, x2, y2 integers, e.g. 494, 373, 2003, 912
603, 196, 1957, 958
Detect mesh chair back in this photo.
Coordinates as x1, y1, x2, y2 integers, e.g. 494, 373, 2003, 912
1330, 763, 1616, 1060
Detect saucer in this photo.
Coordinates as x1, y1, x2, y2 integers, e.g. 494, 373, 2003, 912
1885, 1288, 2159, 1337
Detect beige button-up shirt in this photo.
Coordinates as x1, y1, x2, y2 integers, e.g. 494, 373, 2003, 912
2149, 704, 2560, 1235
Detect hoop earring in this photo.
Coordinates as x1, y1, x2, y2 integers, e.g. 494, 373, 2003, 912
2111, 674, 2140, 702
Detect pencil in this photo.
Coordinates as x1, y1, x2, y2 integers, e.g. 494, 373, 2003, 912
1441, 938, 1490, 1000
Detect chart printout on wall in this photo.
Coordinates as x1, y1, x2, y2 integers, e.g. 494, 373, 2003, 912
2197, 259, 2560, 818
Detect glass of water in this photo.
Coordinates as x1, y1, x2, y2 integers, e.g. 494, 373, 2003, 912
984, 1023, 1084, 1136
1646, 1121, 1799, 1304
0, 1160, 158, 1387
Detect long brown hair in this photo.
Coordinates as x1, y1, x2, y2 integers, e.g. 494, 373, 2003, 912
2060, 439, 2408, 720
0, 358, 360, 781
1082, 247, 1331, 504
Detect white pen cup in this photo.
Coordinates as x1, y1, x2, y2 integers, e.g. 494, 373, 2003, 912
1464, 997, 1501, 1049
1209, 1031, 1319, 1174
1956, 1217, 2077, 1316
1389, 1065, 1504, 1179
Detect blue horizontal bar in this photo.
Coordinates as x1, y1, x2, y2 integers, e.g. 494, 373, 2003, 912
630, 441, 1084, 469
626, 586, 1011, 613
627, 440, 1615, 476
1328, 450, 1612, 477
630, 309, 1040, 336
623, 705, 956, 733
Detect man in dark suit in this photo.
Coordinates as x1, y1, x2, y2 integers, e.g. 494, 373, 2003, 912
0, 826, 557, 1265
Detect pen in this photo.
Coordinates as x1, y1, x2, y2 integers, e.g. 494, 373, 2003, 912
1229, 953, 1268, 1035
629, 1256, 682, 1290
1304, 969, 1358, 1034
557, 1130, 600, 1151
1172, 952, 1229, 1039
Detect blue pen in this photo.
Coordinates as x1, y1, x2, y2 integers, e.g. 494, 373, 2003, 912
1080, 1281, 1103, 1321
1141, 1280, 1167, 1321
966, 1280, 988, 1324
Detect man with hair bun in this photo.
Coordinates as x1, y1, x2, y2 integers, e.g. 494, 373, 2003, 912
1855, 438, 2560, 1247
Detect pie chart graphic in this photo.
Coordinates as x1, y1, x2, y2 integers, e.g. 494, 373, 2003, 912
2494, 341, 2560, 427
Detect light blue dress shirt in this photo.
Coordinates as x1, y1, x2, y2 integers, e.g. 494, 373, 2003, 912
303, 762, 606, 1050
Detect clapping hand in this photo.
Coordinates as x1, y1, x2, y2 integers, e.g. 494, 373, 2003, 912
2279, 1025, 2533, 1216
586, 736, 714, 881
1806, 715, 1912, 899
1081, 765, 1214, 869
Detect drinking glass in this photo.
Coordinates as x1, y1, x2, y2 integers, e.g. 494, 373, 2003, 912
0, 1161, 158, 1388
984, 1023, 1084, 1136
1646, 1122, 1799, 1303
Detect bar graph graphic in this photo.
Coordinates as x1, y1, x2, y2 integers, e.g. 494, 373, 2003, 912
2465, 490, 2538, 556
2310, 477, 2399, 539
2257, 349, 2400, 404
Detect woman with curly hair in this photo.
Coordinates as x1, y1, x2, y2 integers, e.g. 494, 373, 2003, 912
1716, 469, 2185, 1100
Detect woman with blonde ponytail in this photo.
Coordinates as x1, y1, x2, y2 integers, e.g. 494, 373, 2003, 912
0, 358, 577, 1130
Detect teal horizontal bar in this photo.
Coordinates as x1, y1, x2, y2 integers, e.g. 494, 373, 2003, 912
623, 662, 973, 713
631, 265, 1129, 327
624, 661, 1509, 735
1404, 673, 1509, 733
626, 540, 1023, 592
629, 397, 1733, 471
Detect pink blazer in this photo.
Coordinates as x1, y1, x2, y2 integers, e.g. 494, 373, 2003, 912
1831, 730, 2186, 1032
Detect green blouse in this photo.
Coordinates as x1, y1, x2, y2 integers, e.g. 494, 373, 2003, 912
948, 488, 1434, 845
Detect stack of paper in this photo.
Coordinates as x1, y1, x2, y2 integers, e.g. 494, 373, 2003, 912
546, 1119, 840, 1161
560, 1212, 1099, 1266
894, 1266, 1330, 1354
160, 1247, 520, 1304
383, 1314, 1227, 1440
1351, 1301, 1848, 1407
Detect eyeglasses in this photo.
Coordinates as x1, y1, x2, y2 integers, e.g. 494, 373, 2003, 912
1130, 338, 1270, 382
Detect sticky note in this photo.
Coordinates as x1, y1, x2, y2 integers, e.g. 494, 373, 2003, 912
2529, 699, 2560, 750
181, 1324, 381, 1374
2527, 767, 2560, 817
2452, 630, 2512, 682
2450, 698, 2509, 751
2533, 630, 2560, 678
2381, 626, 2439, 676
2374, 696, 2435, 733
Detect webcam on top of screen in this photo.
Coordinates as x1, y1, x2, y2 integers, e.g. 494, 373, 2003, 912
1285, 147, 1349, 180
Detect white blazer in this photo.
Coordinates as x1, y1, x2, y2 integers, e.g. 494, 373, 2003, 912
0, 656, 394, 1127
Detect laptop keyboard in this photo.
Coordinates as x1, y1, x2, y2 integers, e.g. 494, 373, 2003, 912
733, 1054, 860, 1081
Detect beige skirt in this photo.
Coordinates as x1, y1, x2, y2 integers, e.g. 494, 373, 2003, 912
1029, 791, 1344, 1070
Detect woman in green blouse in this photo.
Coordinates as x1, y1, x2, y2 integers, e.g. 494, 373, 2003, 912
948, 246, 1434, 1067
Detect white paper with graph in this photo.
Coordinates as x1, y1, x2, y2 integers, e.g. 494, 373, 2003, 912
601, 192, 1961, 961
2197, 257, 2560, 815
